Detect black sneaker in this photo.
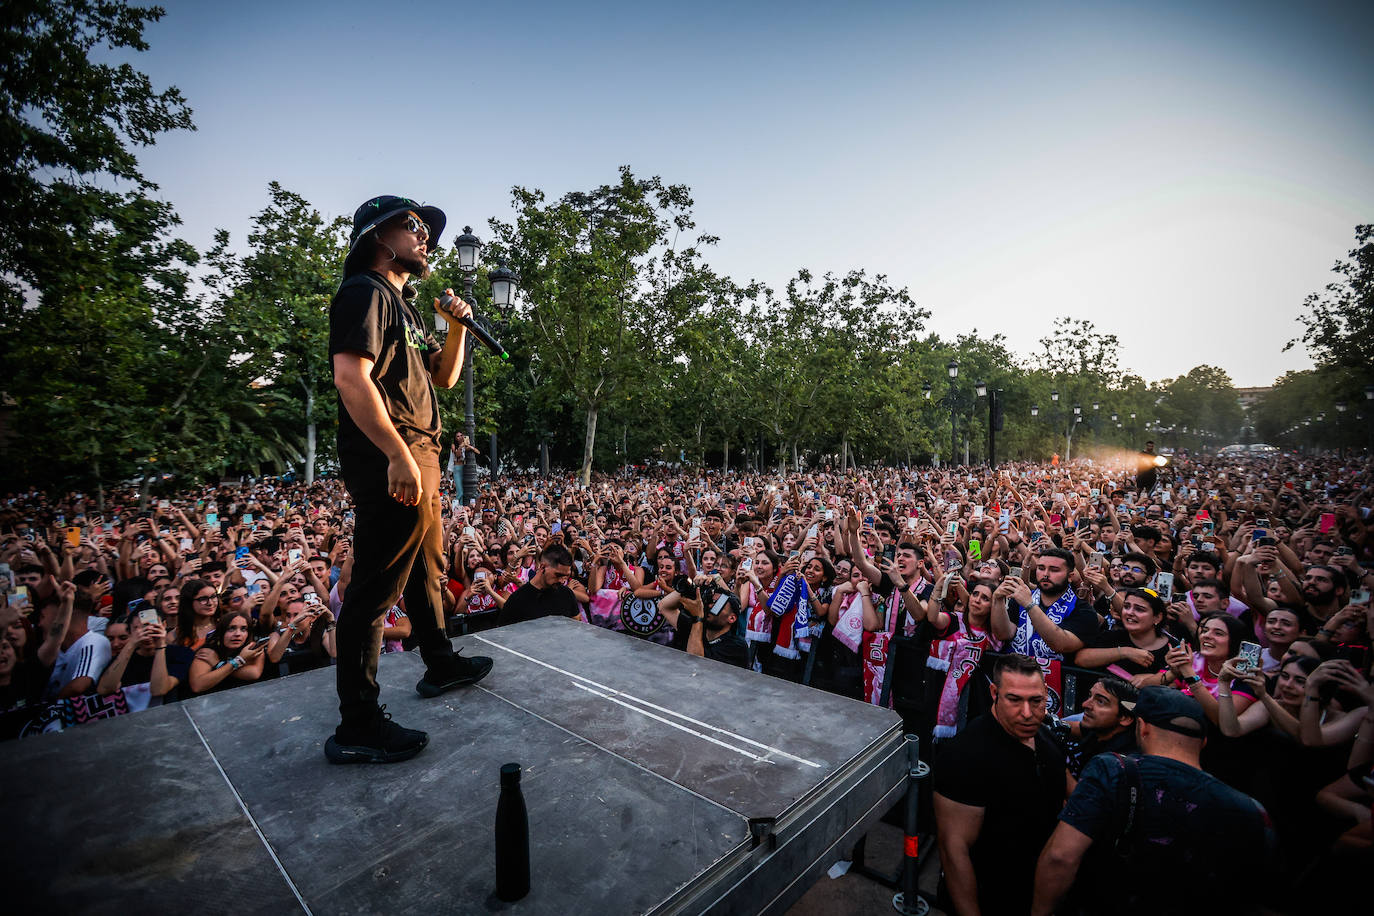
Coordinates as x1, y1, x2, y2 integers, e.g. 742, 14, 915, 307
415, 649, 494, 698
324, 705, 429, 764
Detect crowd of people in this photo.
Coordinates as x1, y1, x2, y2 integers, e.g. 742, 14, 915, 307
2, 446, 1372, 913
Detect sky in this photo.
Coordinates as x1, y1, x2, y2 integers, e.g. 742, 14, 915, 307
122, 0, 1374, 388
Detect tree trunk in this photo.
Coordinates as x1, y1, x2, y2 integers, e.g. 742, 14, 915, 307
722, 438, 730, 473
580, 403, 599, 487
792, 440, 799, 470
95, 454, 105, 513
302, 380, 316, 485
841, 434, 848, 472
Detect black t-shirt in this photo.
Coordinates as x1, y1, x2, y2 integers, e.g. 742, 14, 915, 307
497, 582, 580, 627
932, 713, 1068, 915
1081, 628, 1169, 676
668, 622, 749, 668
121, 646, 194, 690
329, 272, 442, 467
1059, 753, 1276, 913
0, 661, 52, 740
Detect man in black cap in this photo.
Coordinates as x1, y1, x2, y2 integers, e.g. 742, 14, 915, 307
325, 195, 493, 764
1032, 687, 1275, 915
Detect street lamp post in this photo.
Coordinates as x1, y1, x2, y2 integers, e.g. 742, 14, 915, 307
974, 379, 1002, 468
449, 227, 518, 504
948, 360, 959, 464
453, 227, 482, 504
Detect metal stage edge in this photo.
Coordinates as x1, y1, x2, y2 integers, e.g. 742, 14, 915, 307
1, 618, 907, 916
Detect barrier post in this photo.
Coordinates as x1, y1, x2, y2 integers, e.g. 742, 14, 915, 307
892, 733, 930, 915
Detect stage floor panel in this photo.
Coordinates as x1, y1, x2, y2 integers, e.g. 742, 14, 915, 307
2, 618, 905, 915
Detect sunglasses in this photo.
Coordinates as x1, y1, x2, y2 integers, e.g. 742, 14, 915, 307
395, 214, 429, 241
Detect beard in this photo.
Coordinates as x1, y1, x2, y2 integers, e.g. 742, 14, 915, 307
397, 250, 429, 277
1304, 585, 1334, 604
1039, 577, 1068, 599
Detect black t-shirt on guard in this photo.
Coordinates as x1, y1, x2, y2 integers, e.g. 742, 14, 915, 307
933, 712, 1068, 914
497, 582, 581, 627
329, 272, 442, 467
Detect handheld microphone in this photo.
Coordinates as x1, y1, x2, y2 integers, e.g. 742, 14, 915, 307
439, 293, 510, 361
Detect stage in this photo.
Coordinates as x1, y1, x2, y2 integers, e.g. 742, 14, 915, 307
2, 618, 908, 915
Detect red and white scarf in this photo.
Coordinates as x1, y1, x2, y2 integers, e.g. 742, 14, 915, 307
832, 592, 864, 654
926, 611, 1001, 738
767, 572, 811, 659
861, 582, 921, 706
745, 580, 771, 644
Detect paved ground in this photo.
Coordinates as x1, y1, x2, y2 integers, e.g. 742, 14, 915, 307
787, 821, 945, 916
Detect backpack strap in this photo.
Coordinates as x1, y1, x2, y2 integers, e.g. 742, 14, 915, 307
1110, 752, 1142, 854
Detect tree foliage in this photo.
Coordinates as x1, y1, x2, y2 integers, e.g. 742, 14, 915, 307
1291, 224, 1374, 382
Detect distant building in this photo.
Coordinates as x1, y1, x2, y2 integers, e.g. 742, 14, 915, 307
1235, 386, 1272, 409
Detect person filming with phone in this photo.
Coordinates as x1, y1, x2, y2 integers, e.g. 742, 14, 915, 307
188, 610, 270, 694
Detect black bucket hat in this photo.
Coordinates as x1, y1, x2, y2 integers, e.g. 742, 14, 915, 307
344, 195, 447, 275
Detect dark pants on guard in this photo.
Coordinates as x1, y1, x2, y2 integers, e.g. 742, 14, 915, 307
337, 460, 454, 727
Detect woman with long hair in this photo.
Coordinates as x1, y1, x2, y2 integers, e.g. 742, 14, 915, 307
1216, 654, 1317, 739
1074, 588, 1173, 687
1164, 612, 1257, 725
187, 611, 270, 694
924, 575, 1013, 740
820, 560, 866, 699
739, 542, 807, 680
174, 579, 221, 651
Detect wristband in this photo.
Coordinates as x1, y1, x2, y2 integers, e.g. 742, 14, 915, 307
230, 656, 243, 670
1183, 674, 1201, 685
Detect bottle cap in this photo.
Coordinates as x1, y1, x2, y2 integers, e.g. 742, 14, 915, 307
500, 763, 521, 786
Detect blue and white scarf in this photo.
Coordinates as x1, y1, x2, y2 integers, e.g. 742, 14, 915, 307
766, 572, 811, 659
1011, 587, 1077, 660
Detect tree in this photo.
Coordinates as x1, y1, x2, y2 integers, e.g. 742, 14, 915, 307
488, 167, 704, 485
0, 0, 192, 310
1291, 225, 1374, 380
1033, 318, 1122, 460
206, 183, 348, 483
1155, 366, 1242, 450
0, 0, 196, 495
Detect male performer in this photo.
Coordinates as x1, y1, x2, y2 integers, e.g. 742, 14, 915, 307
325, 195, 493, 764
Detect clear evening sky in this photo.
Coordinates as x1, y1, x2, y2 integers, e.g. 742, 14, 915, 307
125, 0, 1373, 388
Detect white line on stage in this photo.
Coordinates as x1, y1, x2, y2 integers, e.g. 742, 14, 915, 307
473, 635, 824, 769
